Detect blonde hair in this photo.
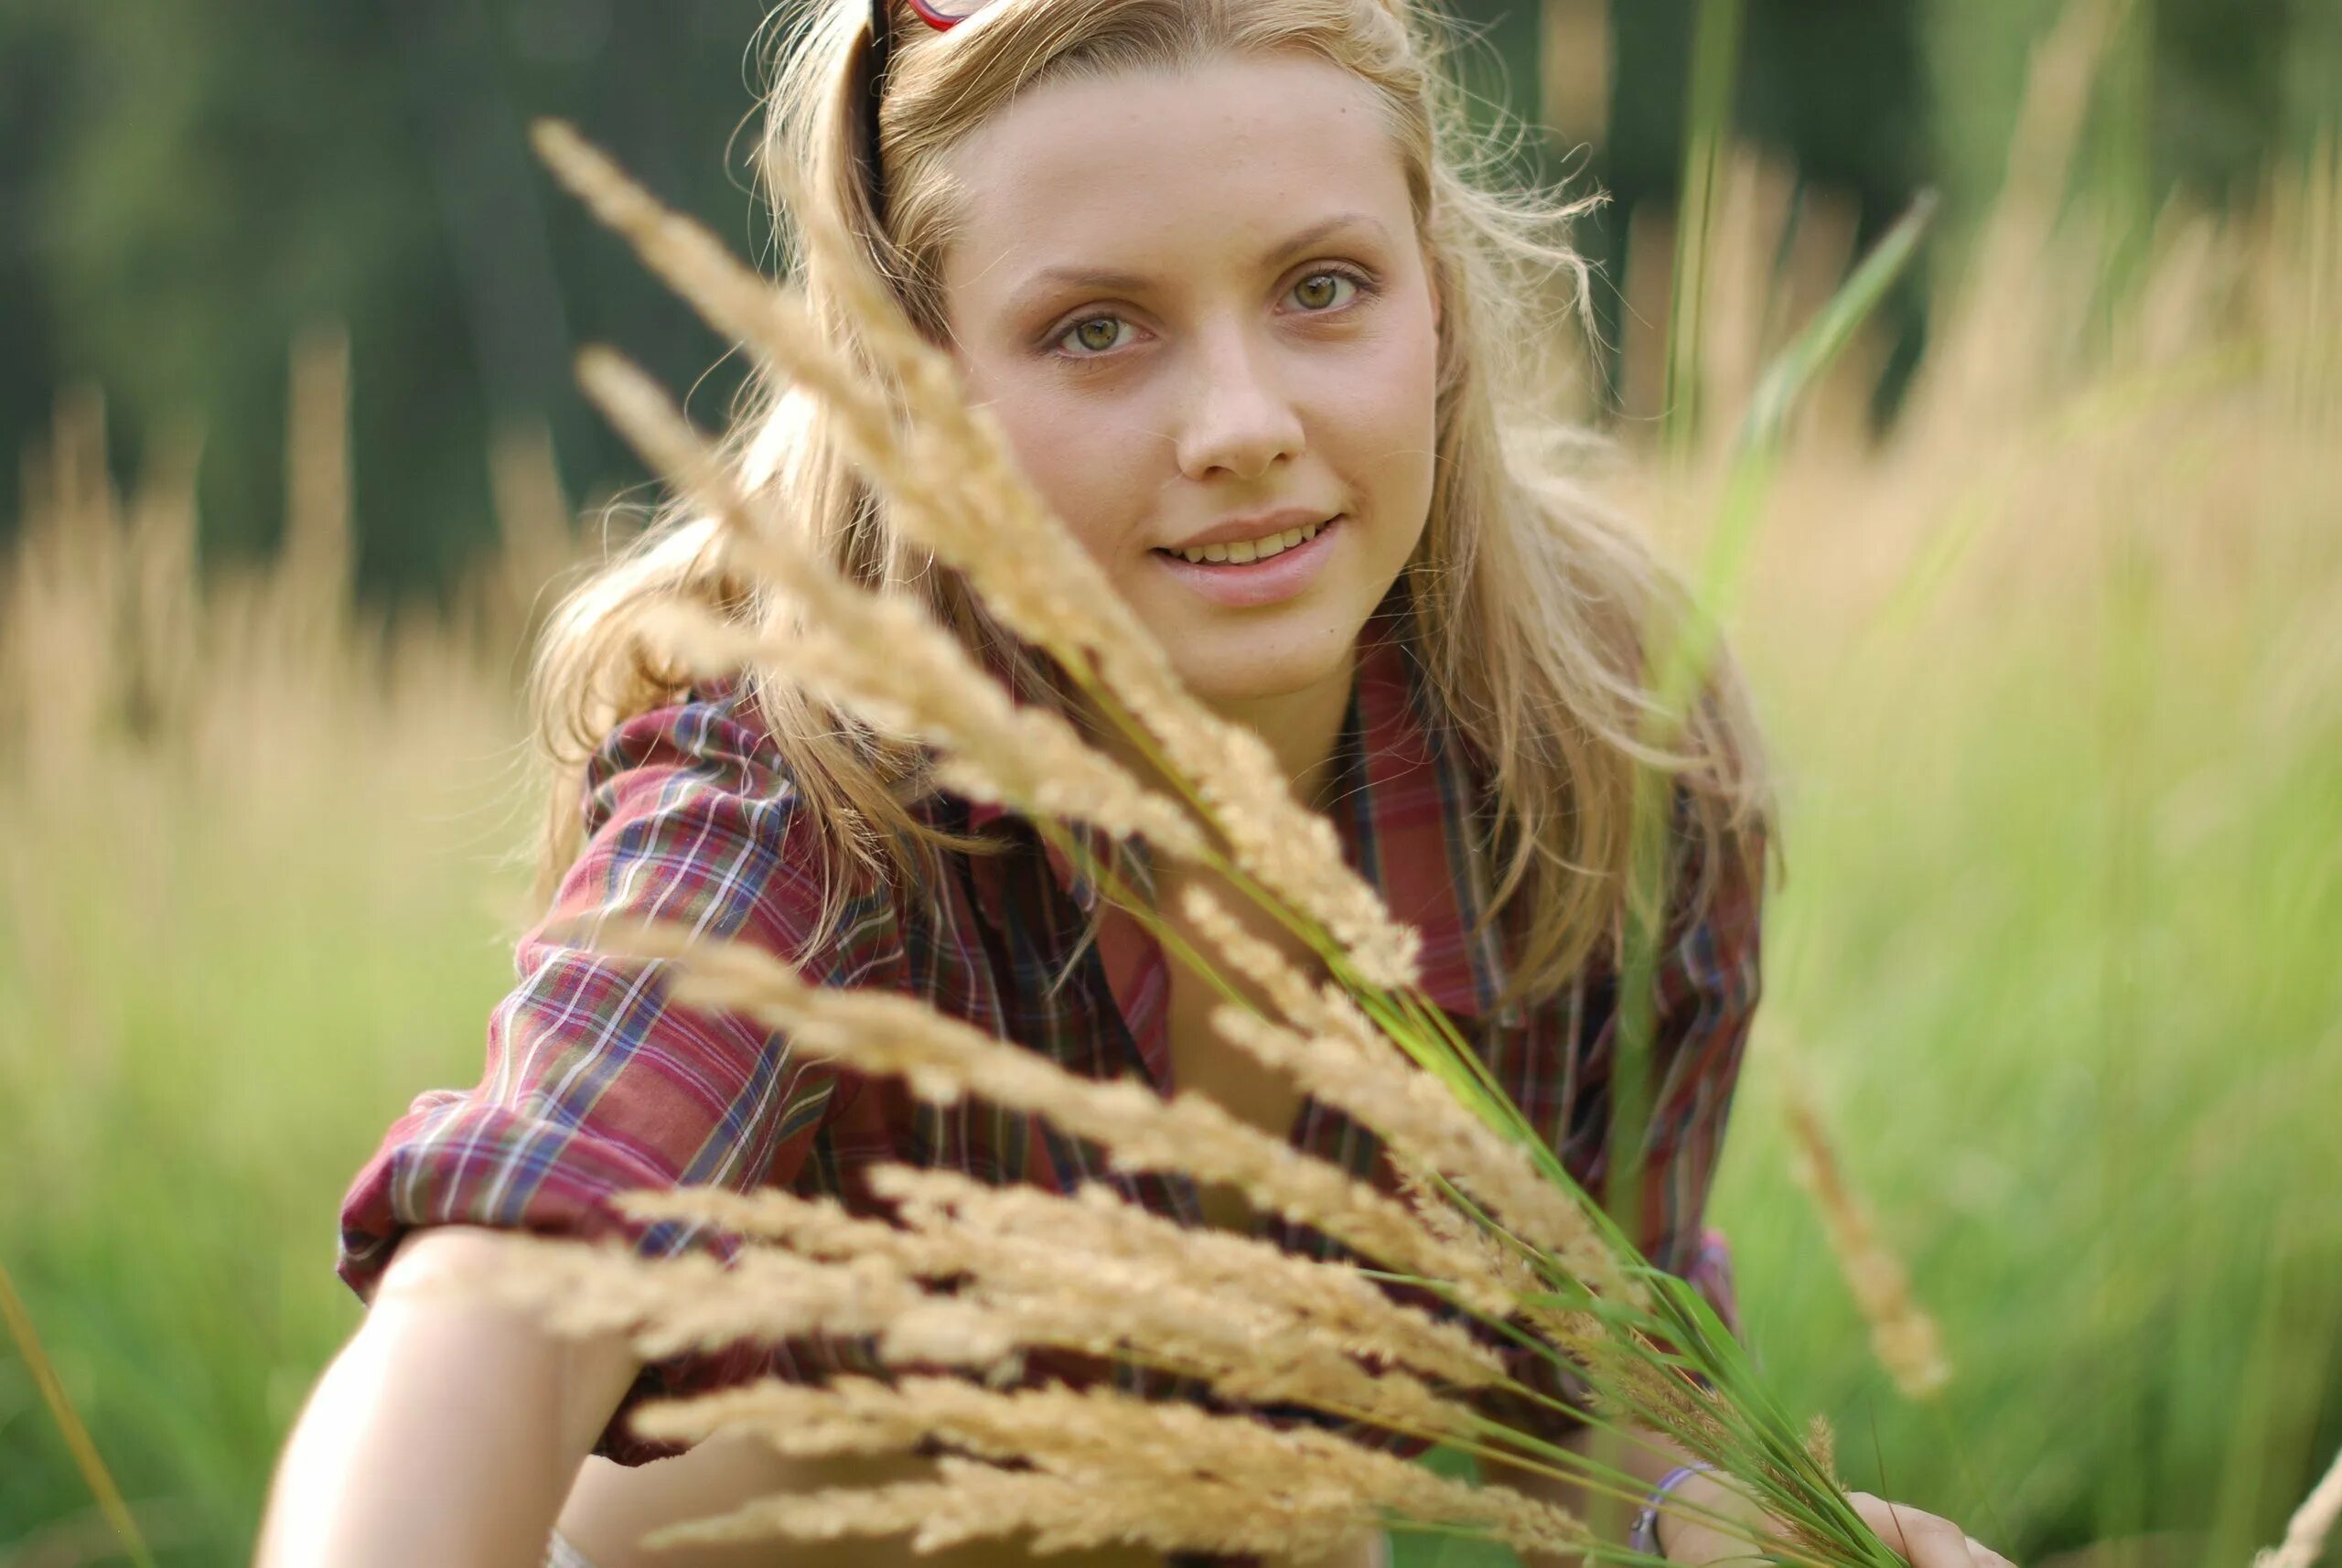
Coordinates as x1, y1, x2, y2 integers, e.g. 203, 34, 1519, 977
528, 0, 1773, 1013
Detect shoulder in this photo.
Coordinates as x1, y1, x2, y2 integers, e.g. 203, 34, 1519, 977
557, 677, 908, 987
580, 676, 797, 831
1645, 773, 1769, 1037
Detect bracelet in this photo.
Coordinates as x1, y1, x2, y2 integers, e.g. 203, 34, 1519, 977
1628, 1462, 1717, 1559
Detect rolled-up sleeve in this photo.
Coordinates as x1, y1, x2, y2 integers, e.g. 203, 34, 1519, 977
1633, 807, 1767, 1344
336, 686, 902, 1463
1471, 801, 1767, 1444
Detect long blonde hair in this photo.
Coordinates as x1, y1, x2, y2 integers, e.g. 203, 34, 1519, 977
528, 0, 1774, 1013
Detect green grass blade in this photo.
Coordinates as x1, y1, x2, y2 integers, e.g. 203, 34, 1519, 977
0, 1259, 159, 1568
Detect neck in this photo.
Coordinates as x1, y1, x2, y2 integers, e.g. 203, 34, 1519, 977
1210, 646, 1359, 814
1088, 640, 1359, 823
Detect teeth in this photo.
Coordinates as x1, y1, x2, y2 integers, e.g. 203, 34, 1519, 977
1171, 519, 1327, 565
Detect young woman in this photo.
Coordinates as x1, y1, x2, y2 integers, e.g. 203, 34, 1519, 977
255, 5, 2013, 1568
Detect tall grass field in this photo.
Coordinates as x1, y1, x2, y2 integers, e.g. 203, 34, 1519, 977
4, 31, 2338, 1568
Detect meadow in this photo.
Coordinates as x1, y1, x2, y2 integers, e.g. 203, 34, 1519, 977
3, 39, 2338, 1568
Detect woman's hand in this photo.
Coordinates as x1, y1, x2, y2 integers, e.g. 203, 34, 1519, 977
1844, 1492, 2020, 1568
1651, 1470, 2020, 1568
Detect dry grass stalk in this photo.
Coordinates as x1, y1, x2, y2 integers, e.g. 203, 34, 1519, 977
1381, 1165, 1698, 1434
5, 394, 134, 768
1205, 1001, 1640, 1307
500, 1196, 1472, 1438
1781, 1077, 1950, 1400
560, 915, 1515, 1316
530, 116, 1423, 992
610, 1184, 926, 1262
1805, 1413, 1840, 1487
627, 1376, 1594, 1563
866, 1168, 1509, 1390
576, 349, 1207, 860
1180, 881, 1639, 1308
443, 1233, 984, 1364
618, 1176, 1513, 1403
856, 1172, 1480, 1435
1167, 900, 1746, 1450
484, 416, 575, 638
282, 324, 352, 618
2254, 1440, 2342, 1568
1895, 0, 2116, 456
645, 1456, 1378, 1561
3, 392, 211, 783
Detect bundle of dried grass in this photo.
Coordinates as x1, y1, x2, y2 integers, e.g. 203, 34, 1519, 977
449, 119, 1912, 1568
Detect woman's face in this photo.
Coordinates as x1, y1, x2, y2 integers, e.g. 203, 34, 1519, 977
937, 50, 1442, 712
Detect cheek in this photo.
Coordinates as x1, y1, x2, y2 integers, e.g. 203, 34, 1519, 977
1322, 309, 1440, 508
964, 381, 1147, 560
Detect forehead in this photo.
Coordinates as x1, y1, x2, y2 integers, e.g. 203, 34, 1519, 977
938, 52, 1411, 295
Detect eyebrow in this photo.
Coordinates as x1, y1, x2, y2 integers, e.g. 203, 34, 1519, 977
1007, 210, 1393, 310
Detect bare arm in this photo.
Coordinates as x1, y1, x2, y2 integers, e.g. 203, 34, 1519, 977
252, 1226, 642, 1568
1514, 1417, 1836, 1565
1495, 1417, 1705, 1568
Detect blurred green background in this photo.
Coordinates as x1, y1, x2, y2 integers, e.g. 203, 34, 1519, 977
3, 3, 2339, 1567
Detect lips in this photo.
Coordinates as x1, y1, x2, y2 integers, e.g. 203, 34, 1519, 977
1147, 515, 1344, 608
1153, 513, 1336, 566
1155, 505, 1344, 555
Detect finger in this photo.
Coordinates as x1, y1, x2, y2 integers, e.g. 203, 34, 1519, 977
1846, 1494, 1982, 1568
1847, 1493, 1918, 1559
1967, 1535, 2020, 1568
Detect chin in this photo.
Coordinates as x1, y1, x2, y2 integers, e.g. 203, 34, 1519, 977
1162, 623, 1359, 707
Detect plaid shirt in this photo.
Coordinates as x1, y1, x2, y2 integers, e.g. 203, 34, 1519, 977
338, 610, 1765, 1479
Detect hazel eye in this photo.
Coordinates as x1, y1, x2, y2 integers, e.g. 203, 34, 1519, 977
1292, 270, 1358, 311
1063, 316, 1129, 355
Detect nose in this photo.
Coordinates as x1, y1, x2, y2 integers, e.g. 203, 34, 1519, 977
1172, 319, 1305, 483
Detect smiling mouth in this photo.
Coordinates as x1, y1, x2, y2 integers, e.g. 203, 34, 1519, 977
1152, 516, 1340, 565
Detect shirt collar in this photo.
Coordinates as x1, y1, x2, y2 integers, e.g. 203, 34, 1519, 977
957, 613, 1515, 1027
1323, 614, 1516, 1026
962, 795, 1112, 910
